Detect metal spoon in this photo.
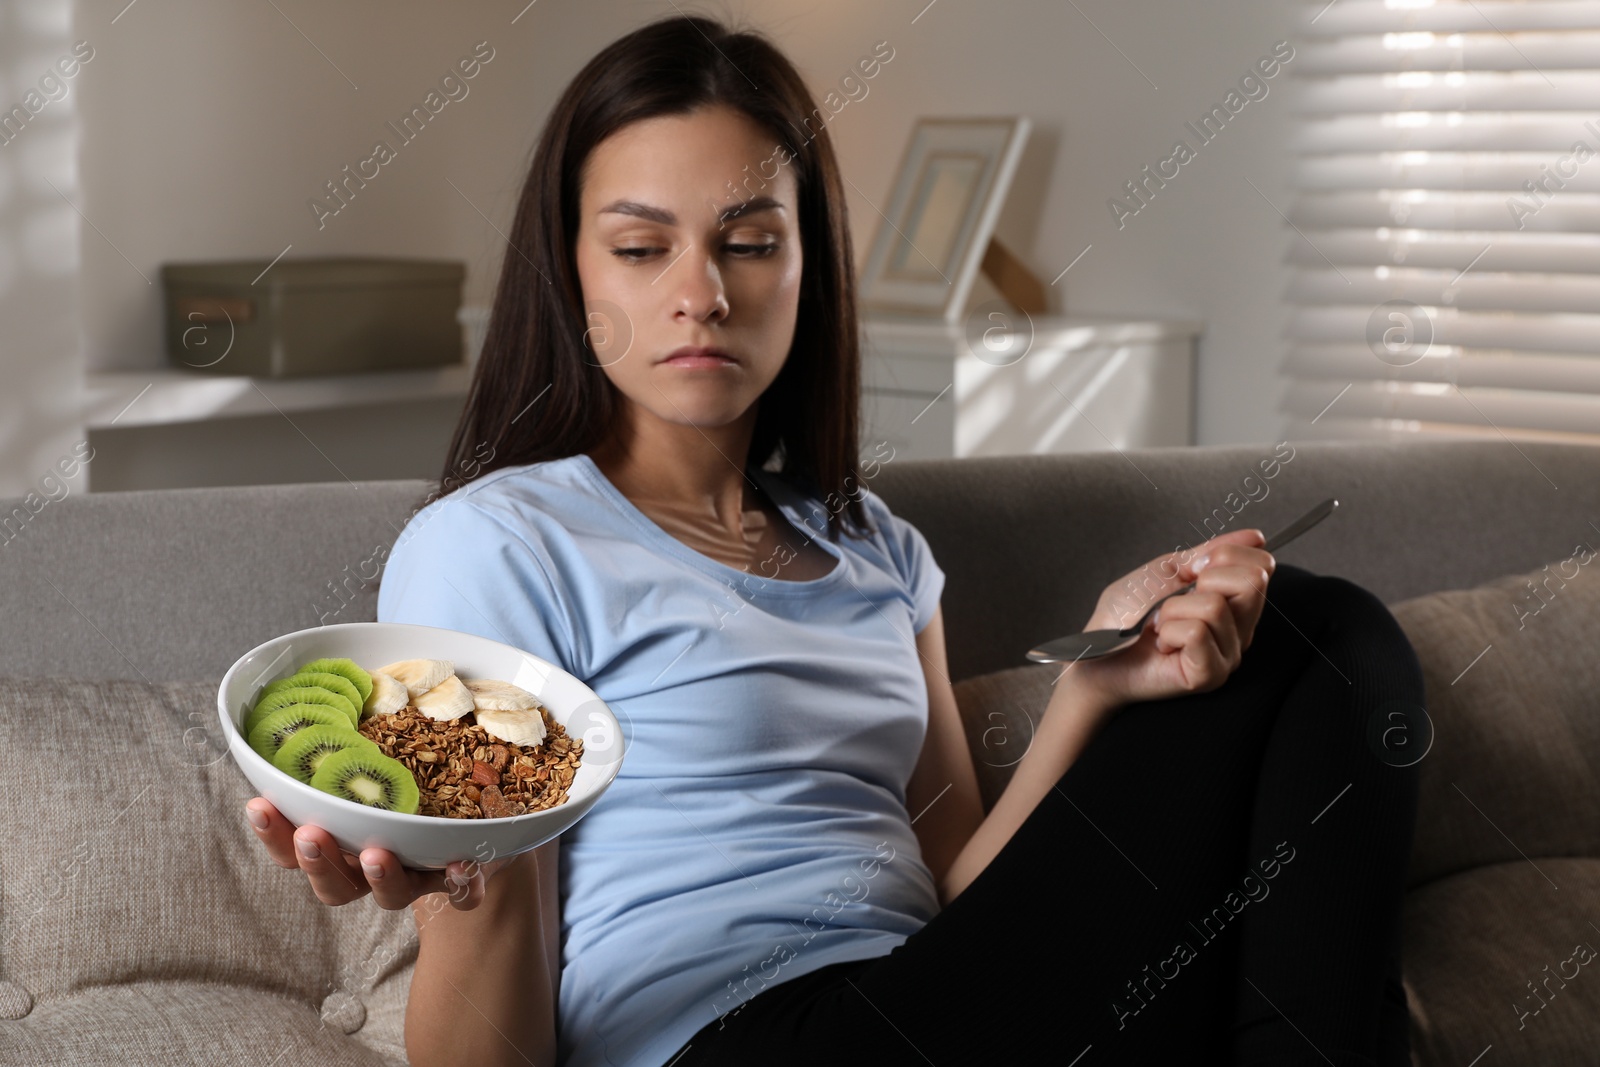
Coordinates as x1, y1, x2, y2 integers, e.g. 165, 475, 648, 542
1024, 497, 1340, 664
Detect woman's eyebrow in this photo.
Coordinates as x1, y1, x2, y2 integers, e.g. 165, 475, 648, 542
599, 196, 787, 226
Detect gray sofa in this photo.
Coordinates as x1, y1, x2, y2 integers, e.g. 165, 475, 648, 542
1, 438, 1597, 1065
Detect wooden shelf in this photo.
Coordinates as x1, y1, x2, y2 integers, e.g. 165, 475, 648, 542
84, 363, 473, 430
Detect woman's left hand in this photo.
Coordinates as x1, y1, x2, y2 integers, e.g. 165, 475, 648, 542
1066, 529, 1276, 713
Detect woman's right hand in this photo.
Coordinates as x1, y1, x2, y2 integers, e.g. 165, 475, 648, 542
244, 797, 520, 911
1065, 528, 1275, 713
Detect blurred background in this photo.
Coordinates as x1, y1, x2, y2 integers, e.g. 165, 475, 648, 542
3, 0, 1598, 495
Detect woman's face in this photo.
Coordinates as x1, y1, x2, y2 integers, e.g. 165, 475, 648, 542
574, 104, 803, 441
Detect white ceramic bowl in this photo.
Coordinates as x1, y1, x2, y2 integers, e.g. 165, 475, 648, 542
219, 621, 622, 869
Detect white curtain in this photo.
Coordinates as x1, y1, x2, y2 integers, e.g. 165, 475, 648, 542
1281, 0, 1600, 444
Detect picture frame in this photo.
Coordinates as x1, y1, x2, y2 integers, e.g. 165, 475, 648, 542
859, 115, 1033, 323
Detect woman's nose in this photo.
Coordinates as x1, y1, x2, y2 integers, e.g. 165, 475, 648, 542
668, 244, 730, 321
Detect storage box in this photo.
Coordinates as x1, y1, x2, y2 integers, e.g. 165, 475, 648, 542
161, 256, 466, 377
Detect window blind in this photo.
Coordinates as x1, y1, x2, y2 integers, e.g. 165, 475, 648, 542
1281, 0, 1600, 444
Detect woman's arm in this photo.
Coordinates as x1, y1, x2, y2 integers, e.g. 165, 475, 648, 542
907, 607, 987, 899
939, 672, 1119, 905
909, 605, 1118, 909
405, 838, 562, 1067
939, 530, 1276, 904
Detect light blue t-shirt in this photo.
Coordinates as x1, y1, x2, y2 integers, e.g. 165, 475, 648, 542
376, 452, 947, 1067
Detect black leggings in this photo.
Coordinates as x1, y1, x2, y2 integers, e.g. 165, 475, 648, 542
665, 563, 1423, 1067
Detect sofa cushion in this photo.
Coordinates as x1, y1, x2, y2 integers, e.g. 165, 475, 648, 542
1402, 859, 1600, 1063
0, 980, 405, 1066
0, 677, 414, 1065
1385, 558, 1600, 890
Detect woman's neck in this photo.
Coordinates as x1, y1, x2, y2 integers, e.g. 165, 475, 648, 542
586, 421, 764, 538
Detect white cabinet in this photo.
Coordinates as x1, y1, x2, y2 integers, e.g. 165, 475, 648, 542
861, 315, 1202, 462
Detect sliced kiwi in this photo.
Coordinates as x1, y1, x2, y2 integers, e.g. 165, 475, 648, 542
296, 657, 374, 707
249, 704, 351, 762
272, 724, 380, 784
260, 672, 364, 723
310, 747, 420, 815
245, 685, 359, 736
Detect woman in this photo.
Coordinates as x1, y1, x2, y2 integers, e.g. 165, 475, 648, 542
245, 15, 1421, 1067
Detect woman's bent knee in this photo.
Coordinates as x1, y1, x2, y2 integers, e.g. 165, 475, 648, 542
1248, 566, 1425, 702
1258, 566, 1406, 653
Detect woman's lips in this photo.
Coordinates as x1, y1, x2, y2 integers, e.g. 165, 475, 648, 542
660, 349, 737, 368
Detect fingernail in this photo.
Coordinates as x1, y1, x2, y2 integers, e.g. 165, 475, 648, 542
296, 837, 321, 861
1193, 554, 1211, 574
362, 863, 385, 881
245, 807, 268, 831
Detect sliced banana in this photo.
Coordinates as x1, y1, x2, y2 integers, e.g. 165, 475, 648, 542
378, 658, 454, 699
464, 678, 541, 712
363, 670, 409, 716
474, 705, 548, 748
413, 673, 475, 721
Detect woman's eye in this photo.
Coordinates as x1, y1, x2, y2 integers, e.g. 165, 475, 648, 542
609, 243, 777, 263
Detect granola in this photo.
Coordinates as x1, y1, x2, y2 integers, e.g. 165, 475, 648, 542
356, 705, 583, 819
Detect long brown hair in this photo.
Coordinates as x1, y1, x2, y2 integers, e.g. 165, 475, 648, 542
435, 13, 871, 542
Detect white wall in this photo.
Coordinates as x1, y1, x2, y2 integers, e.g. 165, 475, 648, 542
766, 0, 1300, 448
24, 0, 1300, 494
1, 0, 84, 502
